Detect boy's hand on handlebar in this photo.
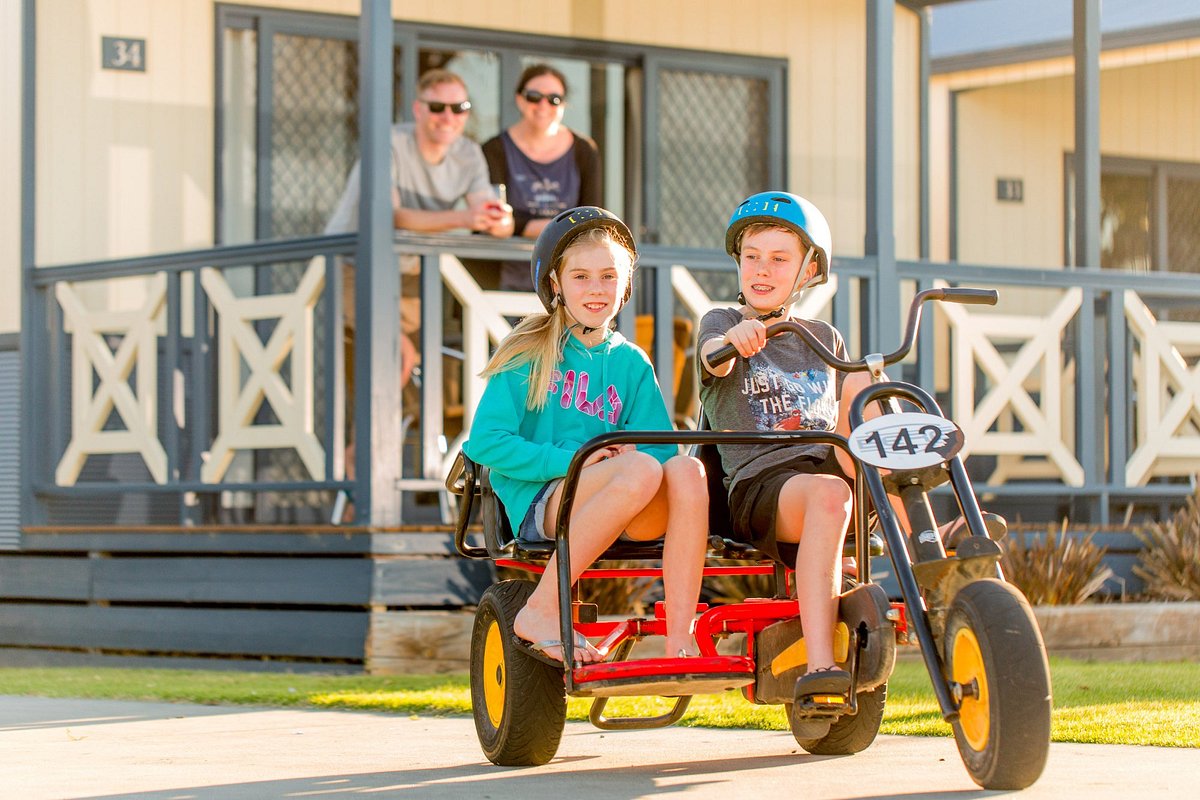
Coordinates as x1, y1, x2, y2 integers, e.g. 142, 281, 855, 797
724, 319, 768, 359
701, 319, 767, 377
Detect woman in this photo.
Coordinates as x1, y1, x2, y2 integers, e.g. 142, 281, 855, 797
483, 64, 602, 291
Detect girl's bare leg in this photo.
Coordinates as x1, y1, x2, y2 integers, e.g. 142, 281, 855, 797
513, 450, 662, 663
623, 455, 708, 656
660, 456, 708, 656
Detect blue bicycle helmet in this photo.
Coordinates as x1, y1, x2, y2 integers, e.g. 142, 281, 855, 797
725, 191, 832, 289
531, 206, 637, 312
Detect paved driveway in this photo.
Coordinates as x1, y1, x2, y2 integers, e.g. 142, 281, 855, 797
2, 695, 1196, 799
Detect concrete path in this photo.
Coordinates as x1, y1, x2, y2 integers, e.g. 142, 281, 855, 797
2, 695, 1196, 799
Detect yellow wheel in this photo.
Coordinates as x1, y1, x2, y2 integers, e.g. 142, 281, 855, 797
469, 580, 566, 765
942, 579, 1051, 789
950, 626, 989, 751
481, 621, 506, 728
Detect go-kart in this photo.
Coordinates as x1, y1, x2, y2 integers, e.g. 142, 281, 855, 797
447, 287, 1052, 790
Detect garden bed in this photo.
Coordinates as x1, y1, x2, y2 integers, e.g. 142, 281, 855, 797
366, 601, 1200, 674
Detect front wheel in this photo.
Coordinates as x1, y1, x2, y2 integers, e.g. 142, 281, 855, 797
470, 580, 566, 766
943, 579, 1051, 789
787, 683, 887, 755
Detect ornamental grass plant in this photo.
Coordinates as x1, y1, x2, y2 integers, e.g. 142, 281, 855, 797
1134, 488, 1200, 601
999, 520, 1113, 605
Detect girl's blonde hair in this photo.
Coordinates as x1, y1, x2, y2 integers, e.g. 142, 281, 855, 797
481, 227, 635, 410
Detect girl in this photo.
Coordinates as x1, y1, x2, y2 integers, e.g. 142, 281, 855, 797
464, 206, 707, 665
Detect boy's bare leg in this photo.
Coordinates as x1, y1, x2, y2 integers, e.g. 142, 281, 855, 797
513, 451, 663, 663
775, 473, 852, 671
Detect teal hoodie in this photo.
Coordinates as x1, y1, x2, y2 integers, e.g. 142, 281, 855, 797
463, 330, 678, 534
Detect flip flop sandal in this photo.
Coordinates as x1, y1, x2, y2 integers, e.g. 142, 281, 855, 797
511, 632, 603, 668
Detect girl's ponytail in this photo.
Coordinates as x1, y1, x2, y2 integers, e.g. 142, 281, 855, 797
480, 307, 568, 411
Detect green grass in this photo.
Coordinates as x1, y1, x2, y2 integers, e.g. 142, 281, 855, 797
2, 658, 1196, 748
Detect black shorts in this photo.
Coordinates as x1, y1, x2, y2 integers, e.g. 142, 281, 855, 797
728, 448, 852, 566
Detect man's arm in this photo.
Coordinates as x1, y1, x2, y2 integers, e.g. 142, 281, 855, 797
392, 204, 474, 233
392, 189, 513, 237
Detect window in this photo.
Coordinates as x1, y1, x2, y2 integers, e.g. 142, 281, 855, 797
216, 7, 786, 251
1066, 155, 1200, 274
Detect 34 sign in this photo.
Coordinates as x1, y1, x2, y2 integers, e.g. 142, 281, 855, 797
101, 37, 146, 72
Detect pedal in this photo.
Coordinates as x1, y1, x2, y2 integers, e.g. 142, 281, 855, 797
792, 693, 849, 718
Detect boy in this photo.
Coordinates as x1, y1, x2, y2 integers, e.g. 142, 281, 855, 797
697, 191, 867, 701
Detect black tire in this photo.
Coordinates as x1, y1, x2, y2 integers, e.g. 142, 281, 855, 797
788, 682, 887, 755
943, 579, 1052, 789
470, 580, 566, 766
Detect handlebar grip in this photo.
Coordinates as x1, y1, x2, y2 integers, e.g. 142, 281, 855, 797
706, 342, 739, 368
939, 288, 998, 305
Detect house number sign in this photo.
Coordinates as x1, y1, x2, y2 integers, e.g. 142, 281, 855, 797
101, 37, 146, 72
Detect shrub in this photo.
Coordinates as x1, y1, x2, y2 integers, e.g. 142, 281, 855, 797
1134, 490, 1200, 601
999, 520, 1113, 605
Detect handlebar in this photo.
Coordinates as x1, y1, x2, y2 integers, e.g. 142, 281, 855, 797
705, 286, 998, 372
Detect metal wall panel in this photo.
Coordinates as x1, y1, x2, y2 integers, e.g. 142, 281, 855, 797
0, 349, 19, 549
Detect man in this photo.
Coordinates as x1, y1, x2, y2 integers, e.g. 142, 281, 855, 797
327, 68, 513, 386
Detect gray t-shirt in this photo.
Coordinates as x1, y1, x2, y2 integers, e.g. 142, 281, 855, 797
698, 307, 848, 491
324, 122, 490, 234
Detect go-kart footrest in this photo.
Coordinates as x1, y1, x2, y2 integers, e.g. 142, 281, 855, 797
589, 695, 691, 731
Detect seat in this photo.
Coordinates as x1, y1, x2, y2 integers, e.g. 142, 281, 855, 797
453, 452, 669, 561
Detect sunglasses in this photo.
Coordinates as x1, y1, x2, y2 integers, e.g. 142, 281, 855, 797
521, 89, 564, 106
420, 99, 471, 114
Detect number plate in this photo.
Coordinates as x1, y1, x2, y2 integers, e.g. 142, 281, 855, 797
848, 412, 964, 470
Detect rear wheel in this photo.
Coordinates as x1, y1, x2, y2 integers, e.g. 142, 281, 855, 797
470, 580, 566, 766
787, 682, 887, 755
943, 579, 1051, 789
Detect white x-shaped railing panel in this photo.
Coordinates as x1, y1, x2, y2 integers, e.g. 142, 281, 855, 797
55, 275, 169, 485
940, 286, 1085, 486
440, 254, 544, 420
199, 258, 326, 483
438, 254, 544, 475
1124, 292, 1200, 485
